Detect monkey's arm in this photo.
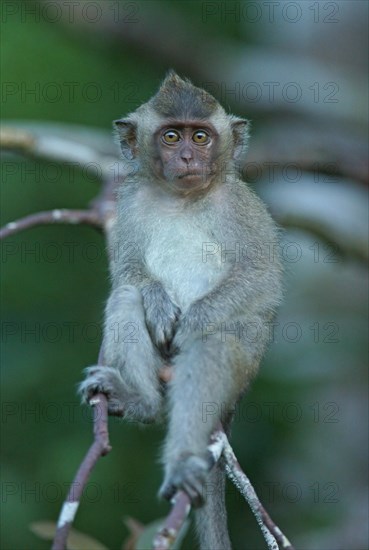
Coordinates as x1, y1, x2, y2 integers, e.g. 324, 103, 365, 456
173, 260, 281, 349
111, 245, 181, 351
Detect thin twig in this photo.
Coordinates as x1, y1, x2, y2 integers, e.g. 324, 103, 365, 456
52, 392, 111, 550
222, 433, 295, 550
152, 491, 191, 550
0, 209, 102, 240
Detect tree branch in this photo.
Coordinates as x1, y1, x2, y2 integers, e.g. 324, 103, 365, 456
0, 126, 116, 176
52, 392, 111, 550
0, 209, 102, 240
152, 491, 191, 550
221, 433, 294, 550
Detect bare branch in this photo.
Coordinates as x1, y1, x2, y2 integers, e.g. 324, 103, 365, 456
0, 127, 117, 177
152, 491, 191, 550
0, 209, 102, 240
222, 433, 294, 550
52, 392, 111, 550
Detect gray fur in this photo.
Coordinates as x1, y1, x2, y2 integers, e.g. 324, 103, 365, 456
79, 73, 282, 549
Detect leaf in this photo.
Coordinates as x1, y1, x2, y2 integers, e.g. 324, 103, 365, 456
30, 521, 109, 550
30, 521, 56, 540
122, 516, 145, 550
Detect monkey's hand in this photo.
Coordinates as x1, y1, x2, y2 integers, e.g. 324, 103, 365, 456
141, 282, 181, 349
159, 454, 210, 507
78, 366, 161, 423
171, 301, 210, 352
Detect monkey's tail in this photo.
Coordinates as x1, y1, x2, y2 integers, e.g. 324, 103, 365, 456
195, 463, 232, 550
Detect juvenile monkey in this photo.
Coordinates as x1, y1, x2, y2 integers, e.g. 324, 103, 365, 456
79, 72, 282, 549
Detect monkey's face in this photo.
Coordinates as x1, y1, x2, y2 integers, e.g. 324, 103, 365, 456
152, 123, 219, 192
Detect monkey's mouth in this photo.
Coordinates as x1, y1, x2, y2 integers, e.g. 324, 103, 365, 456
178, 172, 203, 179
177, 168, 214, 180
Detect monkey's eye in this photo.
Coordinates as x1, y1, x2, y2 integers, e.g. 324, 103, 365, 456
192, 130, 209, 144
163, 130, 181, 143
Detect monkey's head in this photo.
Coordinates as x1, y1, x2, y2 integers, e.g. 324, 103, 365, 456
114, 71, 249, 194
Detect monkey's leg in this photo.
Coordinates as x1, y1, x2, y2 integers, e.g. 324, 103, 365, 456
160, 336, 239, 548
79, 285, 163, 422
159, 333, 243, 501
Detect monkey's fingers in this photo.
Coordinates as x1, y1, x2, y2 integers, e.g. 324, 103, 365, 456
159, 478, 203, 508
78, 366, 125, 417
159, 455, 208, 507
159, 481, 177, 502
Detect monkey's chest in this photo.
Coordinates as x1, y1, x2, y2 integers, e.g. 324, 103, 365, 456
145, 225, 227, 310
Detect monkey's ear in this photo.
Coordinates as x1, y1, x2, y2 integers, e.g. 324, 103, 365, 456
231, 119, 249, 160
114, 119, 137, 160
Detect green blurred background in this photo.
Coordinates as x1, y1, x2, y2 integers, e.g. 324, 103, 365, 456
1, 1, 368, 549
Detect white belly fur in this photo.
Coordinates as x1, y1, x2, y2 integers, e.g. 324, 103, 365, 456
145, 217, 227, 310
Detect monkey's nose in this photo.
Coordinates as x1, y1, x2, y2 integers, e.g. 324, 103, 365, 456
180, 147, 193, 163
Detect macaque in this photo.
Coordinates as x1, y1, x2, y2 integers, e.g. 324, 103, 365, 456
79, 72, 282, 549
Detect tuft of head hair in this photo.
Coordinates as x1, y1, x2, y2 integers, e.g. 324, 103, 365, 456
114, 71, 250, 167
150, 70, 219, 120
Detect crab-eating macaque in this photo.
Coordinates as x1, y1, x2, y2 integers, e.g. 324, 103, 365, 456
79, 71, 282, 549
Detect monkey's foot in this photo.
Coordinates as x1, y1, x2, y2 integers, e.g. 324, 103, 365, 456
78, 365, 161, 422
159, 455, 209, 507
